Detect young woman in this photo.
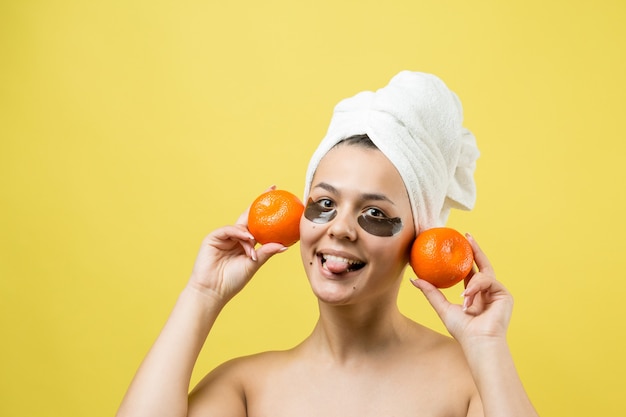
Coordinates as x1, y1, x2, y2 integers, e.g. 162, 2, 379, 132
117, 72, 539, 417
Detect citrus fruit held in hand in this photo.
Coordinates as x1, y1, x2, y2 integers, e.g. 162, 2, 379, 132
247, 189, 305, 246
409, 227, 474, 288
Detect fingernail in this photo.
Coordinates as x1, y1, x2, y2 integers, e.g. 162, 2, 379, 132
278, 246, 288, 253
462, 296, 469, 311
251, 249, 258, 261
465, 233, 473, 241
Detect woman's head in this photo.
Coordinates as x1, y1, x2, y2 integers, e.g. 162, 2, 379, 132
304, 71, 480, 234
299, 138, 416, 306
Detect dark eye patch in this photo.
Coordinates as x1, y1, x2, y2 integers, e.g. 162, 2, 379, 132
305, 198, 403, 237
357, 215, 403, 237
304, 198, 337, 223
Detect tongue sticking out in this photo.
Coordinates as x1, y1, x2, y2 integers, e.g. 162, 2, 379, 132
324, 258, 352, 274
321, 254, 365, 274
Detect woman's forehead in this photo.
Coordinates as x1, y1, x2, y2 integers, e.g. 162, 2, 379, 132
312, 145, 409, 202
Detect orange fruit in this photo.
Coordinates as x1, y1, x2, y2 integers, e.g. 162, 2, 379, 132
247, 189, 305, 246
409, 227, 474, 288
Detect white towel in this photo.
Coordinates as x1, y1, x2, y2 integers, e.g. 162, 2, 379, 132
303, 71, 480, 232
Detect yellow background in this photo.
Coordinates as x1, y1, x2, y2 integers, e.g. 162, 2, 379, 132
1, 1, 624, 415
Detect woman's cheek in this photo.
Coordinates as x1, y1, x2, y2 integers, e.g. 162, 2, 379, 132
299, 218, 318, 257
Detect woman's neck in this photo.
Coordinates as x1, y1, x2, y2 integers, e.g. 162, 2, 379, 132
306, 299, 410, 364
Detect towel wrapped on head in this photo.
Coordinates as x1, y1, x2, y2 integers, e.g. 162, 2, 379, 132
303, 71, 480, 233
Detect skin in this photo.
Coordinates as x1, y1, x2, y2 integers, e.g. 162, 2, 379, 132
116, 143, 539, 417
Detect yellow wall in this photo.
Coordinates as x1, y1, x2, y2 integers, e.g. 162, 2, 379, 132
2, 1, 625, 415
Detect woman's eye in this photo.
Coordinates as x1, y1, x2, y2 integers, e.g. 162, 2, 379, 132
365, 207, 387, 218
304, 198, 337, 224
318, 198, 334, 210
358, 208, 403, 237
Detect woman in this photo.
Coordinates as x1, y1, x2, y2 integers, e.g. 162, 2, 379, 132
117, 72, 539, 417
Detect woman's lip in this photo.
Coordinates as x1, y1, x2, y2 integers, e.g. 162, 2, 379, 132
316, 252, 366, 278
316, 249, 365, 264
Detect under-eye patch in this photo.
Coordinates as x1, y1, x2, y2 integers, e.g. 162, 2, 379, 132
357, 214, 403, 237
304, 198, 337, 223
304, 199, 403, 237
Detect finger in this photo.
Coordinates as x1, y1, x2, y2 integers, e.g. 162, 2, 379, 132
466, 233, 494, 275
211, 225, 255, 242
254, 243, 288, 264
463, 267, 476, 289
226, 224, 261, 261
410, 278, 454, 320
461, 271, 490, 305
462, 272, 512, 312
239, 239, 258, 262
462, 288, 479, 312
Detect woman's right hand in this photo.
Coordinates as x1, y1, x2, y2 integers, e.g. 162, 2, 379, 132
188, 209, 287, 306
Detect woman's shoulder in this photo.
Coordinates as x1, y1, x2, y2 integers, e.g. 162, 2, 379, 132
189, 349, 296, 405
399, 318, 477, 394
402, 317, 469, 363
204, 347, 302, 386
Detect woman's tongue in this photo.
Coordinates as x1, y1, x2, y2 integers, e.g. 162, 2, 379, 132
323, 257, 353, 274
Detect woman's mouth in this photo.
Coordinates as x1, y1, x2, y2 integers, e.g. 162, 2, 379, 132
319, 254, 366, 274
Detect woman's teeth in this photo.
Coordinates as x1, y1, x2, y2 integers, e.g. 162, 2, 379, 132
321, 254, 365, 273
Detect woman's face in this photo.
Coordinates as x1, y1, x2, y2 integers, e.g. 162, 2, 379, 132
299, 144, 416, 306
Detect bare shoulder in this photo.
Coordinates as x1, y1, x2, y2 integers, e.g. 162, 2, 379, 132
403, 319, 475, 379
405, 319, 469, 361
188, 350, 292, 417
392, 319, 482, 415
188, 323, 481, 417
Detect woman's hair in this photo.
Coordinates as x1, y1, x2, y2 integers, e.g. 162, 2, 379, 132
337, 134, 378, 149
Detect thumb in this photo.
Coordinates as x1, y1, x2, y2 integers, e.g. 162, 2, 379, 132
254, 243, 289, 265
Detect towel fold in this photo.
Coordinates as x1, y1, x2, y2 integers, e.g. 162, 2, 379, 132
304, 71, 480, 232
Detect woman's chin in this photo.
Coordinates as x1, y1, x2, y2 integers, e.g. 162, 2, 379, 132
310, 281, 360, 306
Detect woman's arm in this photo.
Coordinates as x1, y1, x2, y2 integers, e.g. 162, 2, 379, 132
411, 234, 539, 417
116, 218, 287, 417
116, 285, 224, 417
462, 334, 538, 417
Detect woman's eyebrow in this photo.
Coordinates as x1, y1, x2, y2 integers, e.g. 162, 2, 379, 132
361, 192, 395, 205
313, 182, 395, 205
313, 182, 339, 194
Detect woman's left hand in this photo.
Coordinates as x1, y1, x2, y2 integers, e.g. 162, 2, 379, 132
411, 234, 514, 347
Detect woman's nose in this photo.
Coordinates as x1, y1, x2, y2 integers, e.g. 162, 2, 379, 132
327, 211, 357, 241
